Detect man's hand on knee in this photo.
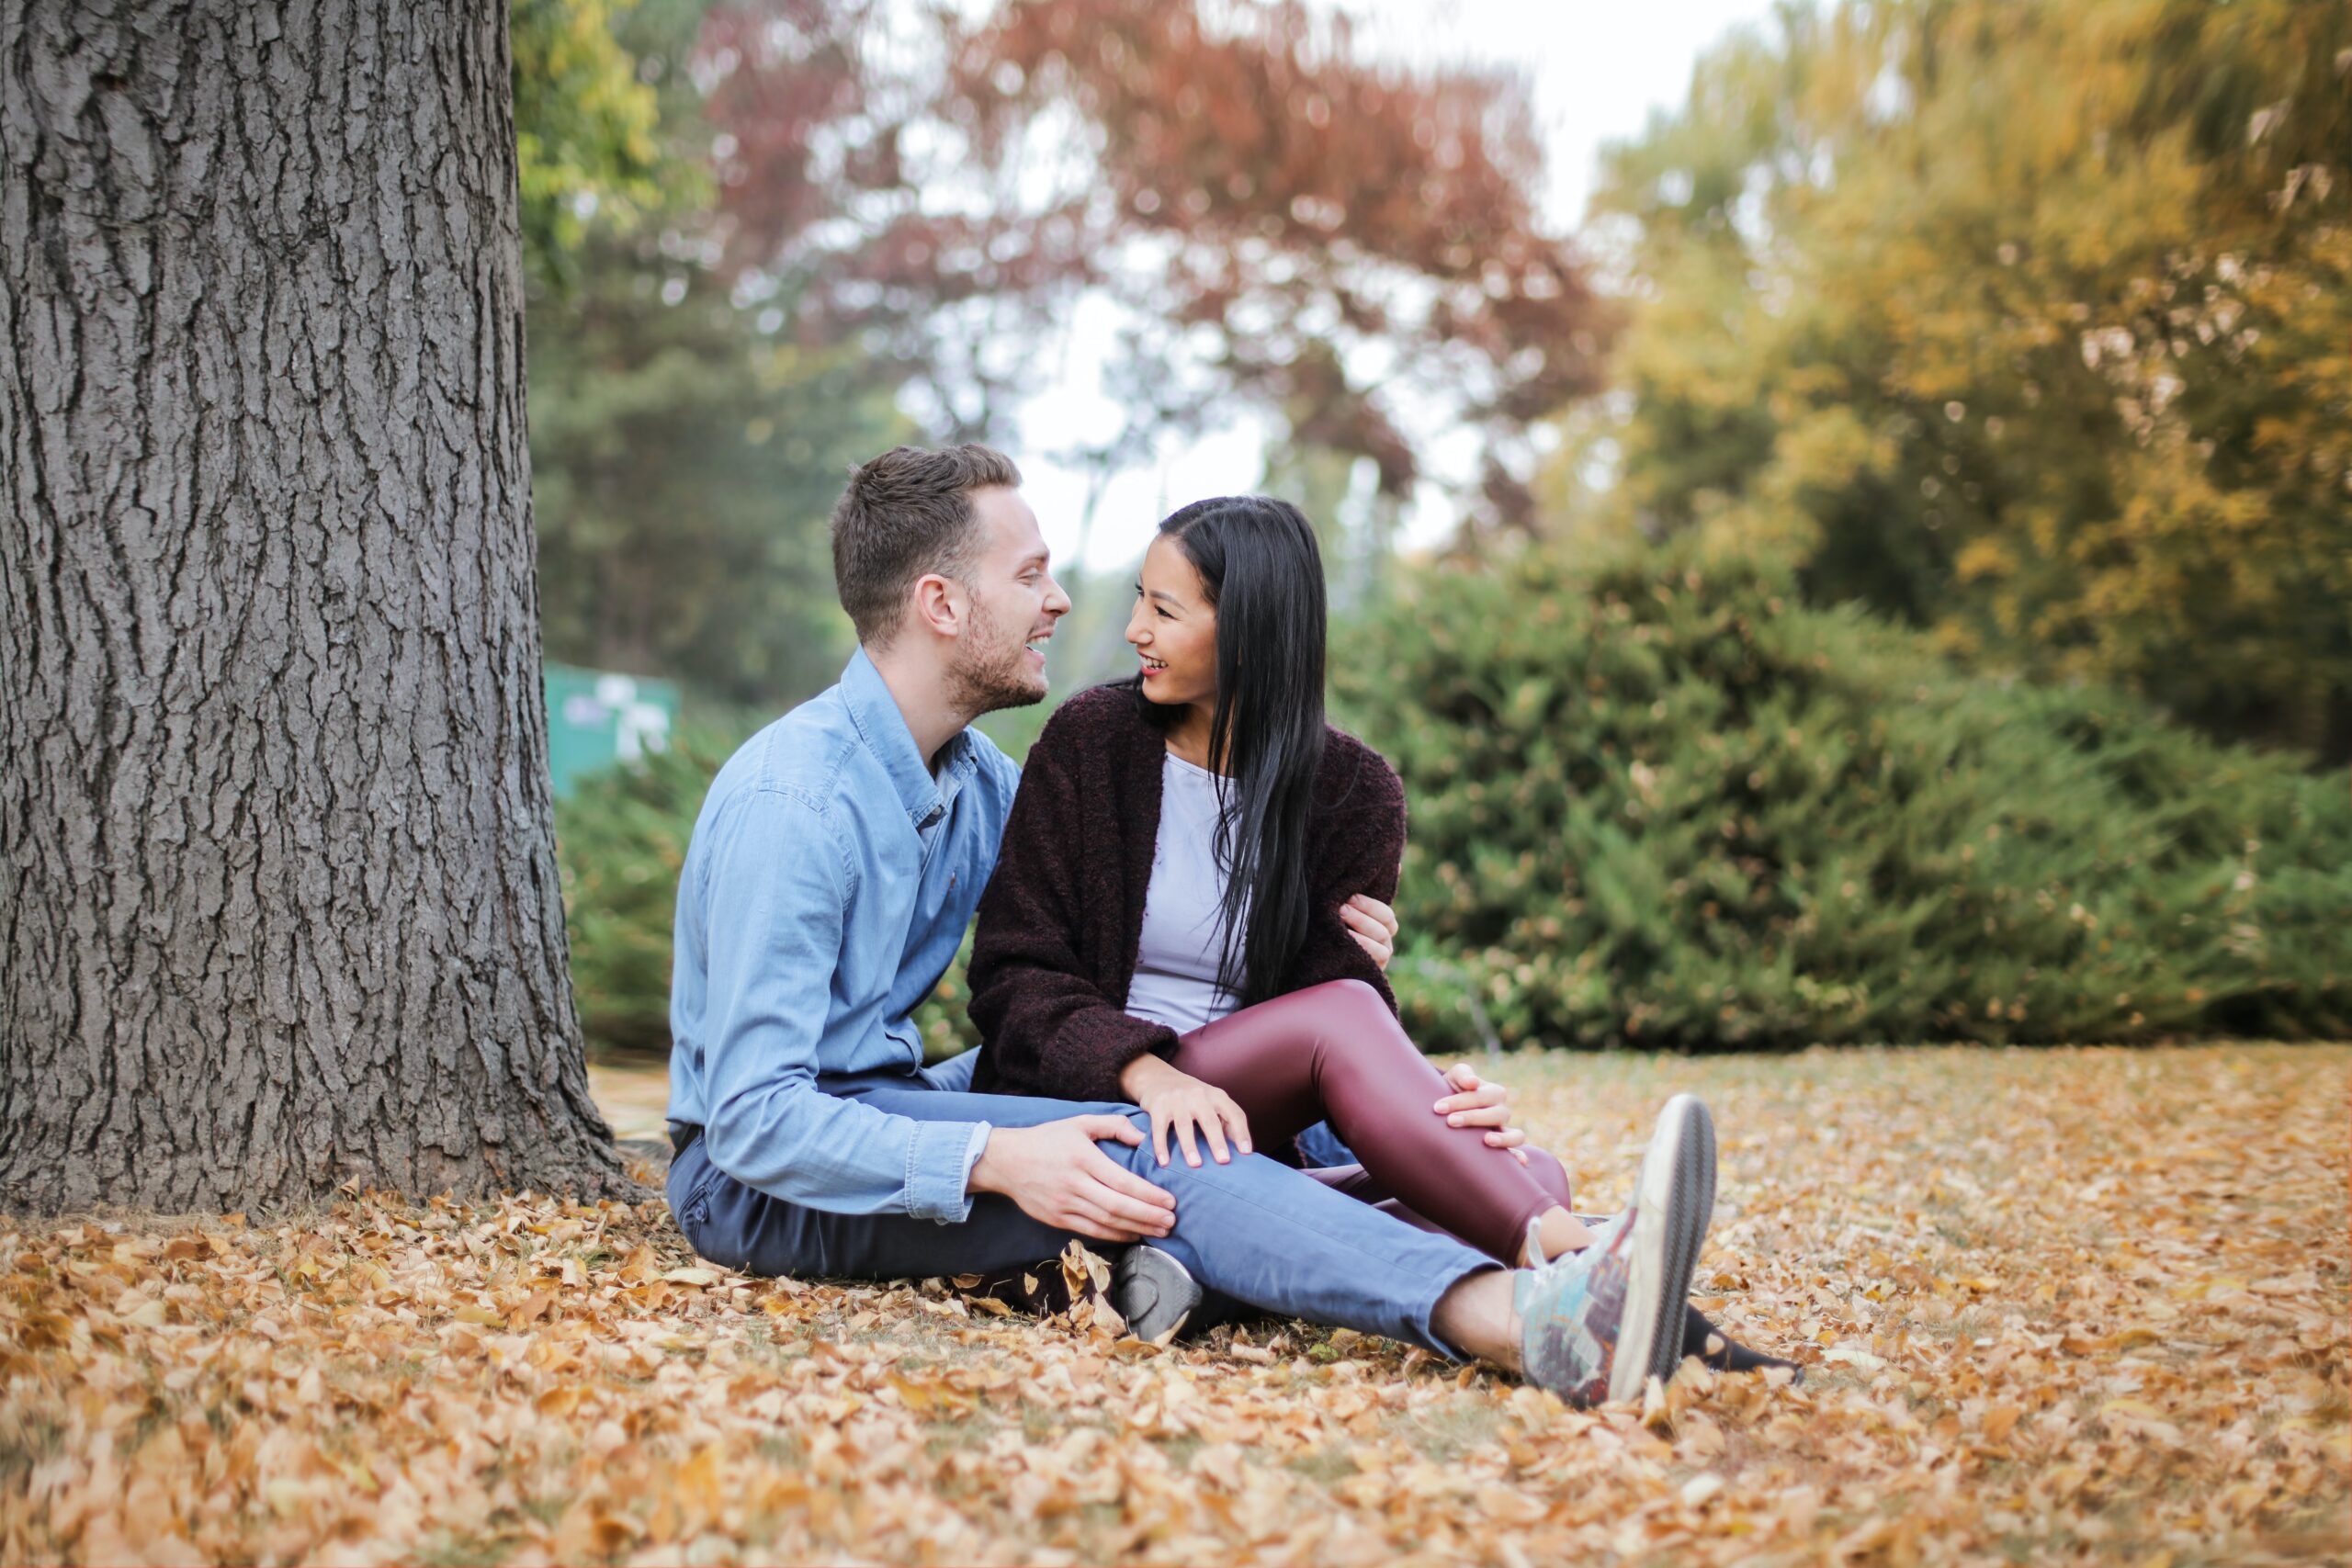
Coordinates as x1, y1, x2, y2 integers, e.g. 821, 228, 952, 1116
968, 1115, 1177, 1242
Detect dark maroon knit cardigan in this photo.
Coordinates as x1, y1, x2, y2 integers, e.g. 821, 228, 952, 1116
967, 680, 1408, 1104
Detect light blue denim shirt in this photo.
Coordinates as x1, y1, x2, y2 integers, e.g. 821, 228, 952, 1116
667, 649, 1020, 1222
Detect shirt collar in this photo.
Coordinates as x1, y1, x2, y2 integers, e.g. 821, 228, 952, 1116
840, 647, 968, 829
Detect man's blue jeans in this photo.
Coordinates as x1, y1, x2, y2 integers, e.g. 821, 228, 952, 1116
665, 1057, 1497, 1357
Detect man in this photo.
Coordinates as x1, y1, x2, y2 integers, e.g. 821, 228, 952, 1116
662, 444, 1718, 1404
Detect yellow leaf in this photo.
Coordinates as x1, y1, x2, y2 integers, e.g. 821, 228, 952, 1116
1640, 1374, 1672, 1432
888, 1373, 973, 1415
508, 1286, 558, 1326
1678, 1472, 1725, 1509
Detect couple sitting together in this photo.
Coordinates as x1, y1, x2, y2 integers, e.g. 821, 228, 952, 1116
663, 443, 1792, 1404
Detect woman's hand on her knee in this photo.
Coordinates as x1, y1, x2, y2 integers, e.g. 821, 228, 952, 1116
1120, 1054, 1254, 1168
1434, 1062, 1531, 1166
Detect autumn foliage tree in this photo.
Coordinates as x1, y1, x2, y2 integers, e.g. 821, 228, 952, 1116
695, 0, 1613, 535
1573, 0, 2352, 758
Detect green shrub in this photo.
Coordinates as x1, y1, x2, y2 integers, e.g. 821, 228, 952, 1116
555, 728, 740, 1057
556, 723, 981, 1061
560, 548, 2347, 1060
911, 933, 982, 1062
1333, 541, 2352, 1052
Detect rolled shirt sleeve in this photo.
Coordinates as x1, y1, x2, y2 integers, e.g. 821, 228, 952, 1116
697, 788, 989, 1223
958, 1122, 992, 1196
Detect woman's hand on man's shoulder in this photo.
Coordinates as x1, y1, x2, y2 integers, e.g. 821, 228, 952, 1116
1340, 893, 1398, 971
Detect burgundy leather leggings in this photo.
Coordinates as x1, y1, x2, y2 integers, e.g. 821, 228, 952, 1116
1168, 979, 1571, 1264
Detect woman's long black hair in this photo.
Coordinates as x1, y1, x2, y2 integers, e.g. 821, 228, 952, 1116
1134, 495, 1328, 1009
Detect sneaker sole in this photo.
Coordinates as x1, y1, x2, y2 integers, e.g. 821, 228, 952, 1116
1113, 1244, 1202, 1345
1609, 1094, 1717, 1404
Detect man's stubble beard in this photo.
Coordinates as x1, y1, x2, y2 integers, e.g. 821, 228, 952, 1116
944, 595, 1047, 717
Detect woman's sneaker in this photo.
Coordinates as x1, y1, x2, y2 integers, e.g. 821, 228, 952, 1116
1112, 1244, 1204, 1344
1515, 1094, 1716, 1405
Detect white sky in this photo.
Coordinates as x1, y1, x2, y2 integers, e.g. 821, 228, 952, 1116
998, 0, 1781, 573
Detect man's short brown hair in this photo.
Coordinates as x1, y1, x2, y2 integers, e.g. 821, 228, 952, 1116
829, 444, 1023, 647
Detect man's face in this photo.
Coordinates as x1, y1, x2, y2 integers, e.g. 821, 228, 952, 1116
945, 487, 1070, 714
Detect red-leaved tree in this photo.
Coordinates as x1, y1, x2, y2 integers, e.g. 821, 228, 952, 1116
695, 0, 1613, 537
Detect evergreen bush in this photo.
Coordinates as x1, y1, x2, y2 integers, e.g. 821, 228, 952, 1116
1332, 541, 2351, 1052
557, 546, 2346, 1060
555, 728, 735, 1057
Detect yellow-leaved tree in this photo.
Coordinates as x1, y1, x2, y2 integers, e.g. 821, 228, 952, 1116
1568, 0, 2351, 758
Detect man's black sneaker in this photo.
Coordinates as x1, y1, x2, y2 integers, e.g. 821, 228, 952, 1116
1112, 1244, 1203, 1344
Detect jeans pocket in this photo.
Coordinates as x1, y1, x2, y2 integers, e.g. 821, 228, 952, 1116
666, 1148, 718, 1244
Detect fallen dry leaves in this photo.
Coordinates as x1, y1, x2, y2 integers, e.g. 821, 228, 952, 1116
4, 1043, 2346, 1565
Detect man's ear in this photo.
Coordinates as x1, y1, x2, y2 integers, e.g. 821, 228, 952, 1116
908, 571, 966, 640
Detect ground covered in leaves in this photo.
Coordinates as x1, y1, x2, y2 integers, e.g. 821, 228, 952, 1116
5, 1045, 2346, 1565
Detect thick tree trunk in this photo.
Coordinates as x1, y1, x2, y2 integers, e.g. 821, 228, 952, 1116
0, 1, 631, 1212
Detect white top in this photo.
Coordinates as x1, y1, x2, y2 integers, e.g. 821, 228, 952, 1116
1123, 751, 1247, 1036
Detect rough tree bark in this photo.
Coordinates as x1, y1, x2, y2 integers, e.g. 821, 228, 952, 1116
0, 1, 632, 1212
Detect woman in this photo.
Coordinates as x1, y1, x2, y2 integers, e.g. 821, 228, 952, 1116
968, 496, 1788, 1371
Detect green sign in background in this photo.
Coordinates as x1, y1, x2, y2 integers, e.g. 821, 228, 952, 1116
543, 663, 679, 798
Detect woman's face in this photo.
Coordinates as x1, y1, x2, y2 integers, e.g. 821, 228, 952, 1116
1126, 534, 1218, 709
